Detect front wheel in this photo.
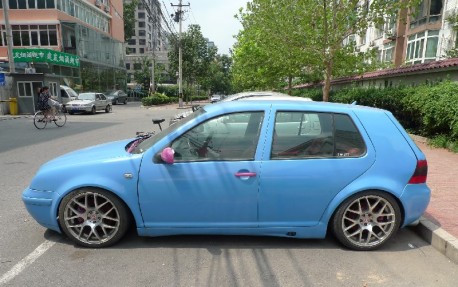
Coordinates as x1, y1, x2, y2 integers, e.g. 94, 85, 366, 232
91, 106, 96, 115
33, 111, 47, 129
58, 188, 131, 248
105, 105, 112, 113
332, 191, 401, 251
54, 109, 67, 127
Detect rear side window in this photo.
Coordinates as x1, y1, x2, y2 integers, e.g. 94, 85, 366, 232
271, 112, 366, 159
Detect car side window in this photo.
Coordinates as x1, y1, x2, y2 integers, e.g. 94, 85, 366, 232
271, 112, 365, 159
171, 112, 264, 162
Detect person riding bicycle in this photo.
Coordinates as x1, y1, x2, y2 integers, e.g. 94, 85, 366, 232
37, 86, 59, 118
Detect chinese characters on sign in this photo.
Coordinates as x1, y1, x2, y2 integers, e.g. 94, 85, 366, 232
12, 49, 80, 68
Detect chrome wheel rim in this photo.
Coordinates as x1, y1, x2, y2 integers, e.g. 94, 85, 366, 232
63, 192, 120, 245
342, 195, 396, 248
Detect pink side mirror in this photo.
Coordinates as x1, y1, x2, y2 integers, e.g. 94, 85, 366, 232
161, 147, 175, 164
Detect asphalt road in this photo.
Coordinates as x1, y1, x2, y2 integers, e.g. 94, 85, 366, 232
0, 102, 457, 287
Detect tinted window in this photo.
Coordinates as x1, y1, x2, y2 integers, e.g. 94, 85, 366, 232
271, 112, 365, 159
171, 112, 264, 162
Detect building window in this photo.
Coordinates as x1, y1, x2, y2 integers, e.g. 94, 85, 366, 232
4, 24, 57, 47
139, 39, 146, 45
138, 12, 145, 19
382, 42, 394, 63
127, 47, 136, 54
138, 22, 145, 28
139, 48, 145, 54
406, 30, 439, 64
410, 0, 443, 29
133, 63, 141, 70
126, 63, 130, 70
128, 39, 136, 45
138, 30, 146, 37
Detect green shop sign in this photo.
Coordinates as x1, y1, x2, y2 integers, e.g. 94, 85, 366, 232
12, 49, 80, 68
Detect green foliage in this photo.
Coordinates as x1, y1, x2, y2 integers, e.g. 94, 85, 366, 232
123, 0, 139, 42
293, 80, 458, 150
141, 93, 177, 106
232, 0, 421, 101
133, 57, 152, 91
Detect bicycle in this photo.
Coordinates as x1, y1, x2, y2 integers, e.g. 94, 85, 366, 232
33, 104, 67, 129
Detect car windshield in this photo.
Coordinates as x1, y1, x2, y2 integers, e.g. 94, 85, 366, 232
78, 93, 95, 100
132, 108, 206, 154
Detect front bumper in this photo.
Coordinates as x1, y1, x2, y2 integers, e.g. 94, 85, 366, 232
22, 188, 61, 233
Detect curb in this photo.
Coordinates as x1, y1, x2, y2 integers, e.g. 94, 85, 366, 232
411, 216, 458, 264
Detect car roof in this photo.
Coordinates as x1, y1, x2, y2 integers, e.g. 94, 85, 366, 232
204, 99, 382, 115
241, 96, 312, 101
221, 91, 290, 102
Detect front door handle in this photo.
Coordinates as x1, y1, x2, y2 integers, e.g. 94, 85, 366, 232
235, 172, 257, 178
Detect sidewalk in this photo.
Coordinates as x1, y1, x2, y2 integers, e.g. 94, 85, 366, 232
412, 140, 458, 263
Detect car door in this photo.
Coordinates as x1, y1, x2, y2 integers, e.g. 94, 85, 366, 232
137, 111, 265, 228
96, 93, 106, 110
258, 110, 375, 227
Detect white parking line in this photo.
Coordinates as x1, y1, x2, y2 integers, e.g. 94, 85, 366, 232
0, 240, 55, 285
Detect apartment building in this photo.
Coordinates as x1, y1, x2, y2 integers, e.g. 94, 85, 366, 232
0, 0, 125, 91
334, 0, 458, 89
124, 0, 170, 88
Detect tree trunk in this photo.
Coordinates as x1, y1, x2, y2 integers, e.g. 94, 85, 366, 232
322, 61, 332, 102
288, 75, 293, 95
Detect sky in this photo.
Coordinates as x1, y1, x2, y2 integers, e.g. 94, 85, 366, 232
165, 0, 248, 55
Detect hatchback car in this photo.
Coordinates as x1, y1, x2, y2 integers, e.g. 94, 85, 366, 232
210, 94, 222, 103
105, 90, 128, 105
66, 92, 112, 115
22, 100, 430, 250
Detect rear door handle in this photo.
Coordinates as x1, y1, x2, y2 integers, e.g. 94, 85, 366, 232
235, 172, 257, 178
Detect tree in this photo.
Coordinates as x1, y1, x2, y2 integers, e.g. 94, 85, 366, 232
233, 0, 421, 101
133, 56, 152, 91
168, 25, 218, 99
123, 0, 139, 42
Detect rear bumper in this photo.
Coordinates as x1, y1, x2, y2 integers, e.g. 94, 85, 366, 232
400, 184, 431, 227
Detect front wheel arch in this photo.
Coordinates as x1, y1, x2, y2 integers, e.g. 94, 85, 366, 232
57, 187, 134, 247
329, 190, 404, 251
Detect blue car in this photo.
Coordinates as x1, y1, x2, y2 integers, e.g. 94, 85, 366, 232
22, 100, 430, 250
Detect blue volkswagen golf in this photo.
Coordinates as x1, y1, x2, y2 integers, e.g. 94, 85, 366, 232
22, 100, 430, 250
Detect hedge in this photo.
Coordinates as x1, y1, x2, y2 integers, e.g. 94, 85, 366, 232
295, 81, 458, 152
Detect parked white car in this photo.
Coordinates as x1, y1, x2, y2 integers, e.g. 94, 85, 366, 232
60, 85, 78, 109
66, 92, 112, 115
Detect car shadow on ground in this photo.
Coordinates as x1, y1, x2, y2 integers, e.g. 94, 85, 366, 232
43, 225, 431, 253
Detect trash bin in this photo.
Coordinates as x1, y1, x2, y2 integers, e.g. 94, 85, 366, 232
9, 98, 18, 115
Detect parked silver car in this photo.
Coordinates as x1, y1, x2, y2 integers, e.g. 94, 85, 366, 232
67, 92, 112, 115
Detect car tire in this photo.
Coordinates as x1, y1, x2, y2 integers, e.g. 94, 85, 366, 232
332, 191, 401, 251
124, 99, 127, 105
68, 111, 74, 115
113, 99, 118, 105
105, 105, 112, 113
91, 106, 96, 115
58, 188, 131, 248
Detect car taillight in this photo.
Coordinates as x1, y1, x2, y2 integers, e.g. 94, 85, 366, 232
408, 160, 428, 184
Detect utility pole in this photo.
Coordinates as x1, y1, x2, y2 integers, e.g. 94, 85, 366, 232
172, 0, 189, 108
2, 0, 15, 73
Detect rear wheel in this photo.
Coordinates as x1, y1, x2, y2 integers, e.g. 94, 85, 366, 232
58, 188, 131, 248
332, 191, 401, 251
33, 111, 47, 129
